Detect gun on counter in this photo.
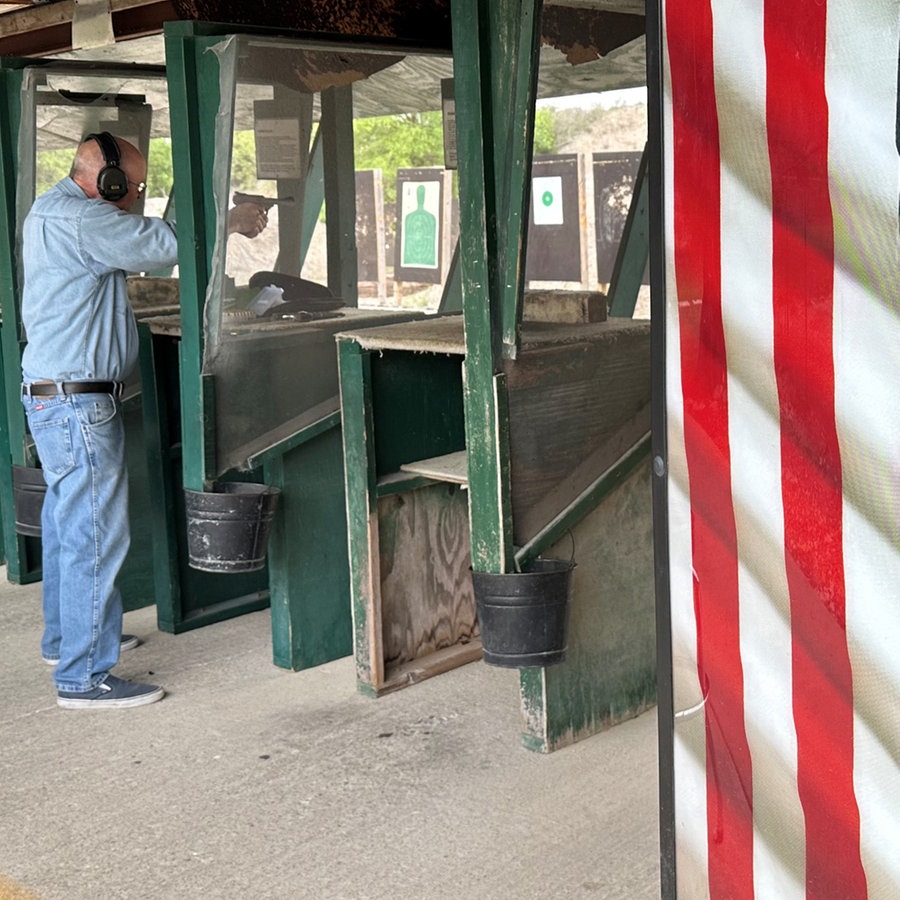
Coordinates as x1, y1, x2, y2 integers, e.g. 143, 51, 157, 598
232, 192, 295, 211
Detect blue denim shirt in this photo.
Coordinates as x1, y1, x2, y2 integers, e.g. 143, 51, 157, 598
21, 177, 178, 383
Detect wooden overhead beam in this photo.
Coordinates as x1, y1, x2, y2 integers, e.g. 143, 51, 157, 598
0, 0, 177, 57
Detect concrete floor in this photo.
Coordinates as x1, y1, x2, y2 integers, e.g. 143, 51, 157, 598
0, 572, 660, 900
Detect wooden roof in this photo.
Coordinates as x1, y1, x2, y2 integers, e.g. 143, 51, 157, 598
0, 0, 647, 106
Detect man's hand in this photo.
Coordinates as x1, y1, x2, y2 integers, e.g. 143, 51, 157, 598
228, 202, 269, 238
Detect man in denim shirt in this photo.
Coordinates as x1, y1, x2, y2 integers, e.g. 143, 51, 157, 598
21, 133, 267, 709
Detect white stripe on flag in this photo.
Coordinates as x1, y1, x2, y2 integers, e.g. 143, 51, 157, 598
825, 1, 900, 894
712, 1, 806, 893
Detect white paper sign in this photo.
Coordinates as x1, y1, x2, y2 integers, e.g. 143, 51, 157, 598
255, 118, 303, 180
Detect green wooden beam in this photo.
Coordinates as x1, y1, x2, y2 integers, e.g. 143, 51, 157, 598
0, 66, 23, 573
300, 127, 325, 269
607, 145, 649, 318
336, 338, 380, 689
436, 240, 463, 314
321, 86, 358, 307
137, 323, 181, 630
245, 400, 341, 471
0, 63, 43, 583
265, 426, 353, 671
514, 432, 652, 570
493, 0, 543, 356
0, 66, 25, 461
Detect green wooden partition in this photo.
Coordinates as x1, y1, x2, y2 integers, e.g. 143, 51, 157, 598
0, 60, 39, 583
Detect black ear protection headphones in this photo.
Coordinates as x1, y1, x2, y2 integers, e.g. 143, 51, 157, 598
84, 132, 128, 202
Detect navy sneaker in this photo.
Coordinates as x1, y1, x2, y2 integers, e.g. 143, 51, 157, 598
57, 674, 165, 709
43, 634, 140, 666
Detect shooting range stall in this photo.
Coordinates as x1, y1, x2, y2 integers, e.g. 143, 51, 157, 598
335, 0, 656, 750
0, 58, 182, 614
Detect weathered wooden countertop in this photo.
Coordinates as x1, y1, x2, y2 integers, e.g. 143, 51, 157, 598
336, 313, 649, 356
142, 306, 424, 338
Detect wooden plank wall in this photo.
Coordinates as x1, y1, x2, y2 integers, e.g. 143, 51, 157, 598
505, 319, 651, 544
520, 459, 656, 752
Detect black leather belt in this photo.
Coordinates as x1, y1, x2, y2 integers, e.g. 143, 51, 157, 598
22, 381, 124, 398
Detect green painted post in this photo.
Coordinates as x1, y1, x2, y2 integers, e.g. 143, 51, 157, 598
0, 61, 28, 463
265, 426, 353, 670
164, 22, 225, 489
321, 86, 359, 307
0, 65, 22, 577
337, 338, 380, 691
137, 324, 181, 629
491, 1, 543, 356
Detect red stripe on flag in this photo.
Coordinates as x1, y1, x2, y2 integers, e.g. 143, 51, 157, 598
763, 4, 867, 896
665, 4, 754, 897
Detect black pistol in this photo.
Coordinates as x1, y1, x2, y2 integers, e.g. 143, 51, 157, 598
232, 192, 295, 211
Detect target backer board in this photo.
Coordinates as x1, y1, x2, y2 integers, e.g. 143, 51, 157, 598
655, 1, 900, 897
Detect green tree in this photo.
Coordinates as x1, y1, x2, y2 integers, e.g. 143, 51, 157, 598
35, 147, 76, 197
353, 112, 446, 205
230, 130, 263, 193
533, 107, 556, 154
352, 107, 556, 206
146, 137, 174, 198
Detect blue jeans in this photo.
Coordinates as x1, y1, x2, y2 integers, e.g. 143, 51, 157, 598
22, 392, 129, 692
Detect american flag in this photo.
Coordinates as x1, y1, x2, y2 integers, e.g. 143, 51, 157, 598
661, 0, 900, 896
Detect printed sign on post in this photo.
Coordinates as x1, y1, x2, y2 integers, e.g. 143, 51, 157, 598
441, 78, 458, 170
254, 100, 303, 180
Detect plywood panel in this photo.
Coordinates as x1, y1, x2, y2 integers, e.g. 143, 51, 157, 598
377, 482, 478, 668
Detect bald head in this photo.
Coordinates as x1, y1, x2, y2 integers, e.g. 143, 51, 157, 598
71, 134, 147, 210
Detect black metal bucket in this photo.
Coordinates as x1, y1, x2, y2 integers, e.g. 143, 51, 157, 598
184, 482, 281, 573
471, 558, 574, 668
12, 465, 47, 537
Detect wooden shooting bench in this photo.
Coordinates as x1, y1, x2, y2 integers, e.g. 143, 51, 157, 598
337, 311, 655, 751
139, 305, 422, 670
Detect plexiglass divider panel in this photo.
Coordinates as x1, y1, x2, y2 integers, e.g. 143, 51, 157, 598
202, 35, 453, 476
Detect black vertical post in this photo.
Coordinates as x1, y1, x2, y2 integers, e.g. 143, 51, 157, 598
646, 1, 676, 897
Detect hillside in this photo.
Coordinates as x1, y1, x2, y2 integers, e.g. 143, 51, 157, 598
555, 102, 647, 154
